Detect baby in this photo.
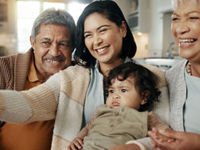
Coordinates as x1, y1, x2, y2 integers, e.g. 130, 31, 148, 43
68, 62, 168, 150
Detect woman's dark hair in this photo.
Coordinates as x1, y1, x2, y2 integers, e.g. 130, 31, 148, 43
107, 62, 161, 111
74, 0, 137, 67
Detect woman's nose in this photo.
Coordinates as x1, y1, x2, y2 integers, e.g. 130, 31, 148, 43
175, 23, 190, 35
93, 35, 103, 46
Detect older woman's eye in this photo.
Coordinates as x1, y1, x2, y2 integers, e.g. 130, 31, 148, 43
171, 17, 179, 22
189, 16, 199, 20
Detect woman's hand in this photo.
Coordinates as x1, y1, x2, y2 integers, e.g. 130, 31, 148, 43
109, 143, 141, 150
67, 137, 84, 150
148, 128, 200, 150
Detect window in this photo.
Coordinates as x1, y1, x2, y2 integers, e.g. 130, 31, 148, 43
17, 1, 87, 53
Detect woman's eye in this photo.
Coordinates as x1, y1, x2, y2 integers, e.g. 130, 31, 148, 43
84, 34, 91, 38
121, 89, 127, 93
99, 28, 107, 33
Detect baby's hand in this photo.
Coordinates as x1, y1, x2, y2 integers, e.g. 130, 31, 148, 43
67, 137, 84, 150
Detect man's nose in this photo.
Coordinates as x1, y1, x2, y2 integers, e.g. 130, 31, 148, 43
48, 43, 60, 56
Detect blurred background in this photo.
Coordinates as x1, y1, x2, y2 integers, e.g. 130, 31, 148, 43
0, 0, 181, 70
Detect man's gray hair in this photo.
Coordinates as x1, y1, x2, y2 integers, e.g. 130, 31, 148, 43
31, 8, 76, 48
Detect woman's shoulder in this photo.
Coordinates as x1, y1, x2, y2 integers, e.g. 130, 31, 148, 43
62, 65, 90, 73
60, 65, 90, 81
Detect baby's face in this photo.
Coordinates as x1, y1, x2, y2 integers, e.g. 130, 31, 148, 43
106, 76, 146, 109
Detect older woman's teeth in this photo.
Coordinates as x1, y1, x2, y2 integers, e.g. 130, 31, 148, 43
180, 39, 197, 43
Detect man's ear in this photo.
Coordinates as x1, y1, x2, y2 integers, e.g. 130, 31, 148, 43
30, 36, 35, 49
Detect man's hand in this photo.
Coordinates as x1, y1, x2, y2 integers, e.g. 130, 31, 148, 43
148, 128, 200, 150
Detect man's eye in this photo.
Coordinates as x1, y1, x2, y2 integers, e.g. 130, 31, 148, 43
59, 42, 70, 48
41, 41, 50, 46
121, 89, 127, 93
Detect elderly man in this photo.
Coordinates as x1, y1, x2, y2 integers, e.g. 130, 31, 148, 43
0, 8, 75, 150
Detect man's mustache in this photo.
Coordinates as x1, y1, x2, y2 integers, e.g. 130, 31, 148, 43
43, 55, 66, 62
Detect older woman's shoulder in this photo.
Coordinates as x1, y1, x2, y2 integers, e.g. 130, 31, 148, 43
166, 59, 187, 79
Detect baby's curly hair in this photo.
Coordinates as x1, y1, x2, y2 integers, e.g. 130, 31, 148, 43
107, 62, 161, 111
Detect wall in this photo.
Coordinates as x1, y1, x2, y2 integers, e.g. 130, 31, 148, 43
0, 0, 17, 56
148, 0, 163, 57
148, 0, 173, 57
133, 33, 149, 58
0, 0, 174, 57
114, 0, 149, 58
115, 0, 174, 58
113, 0, 131, 20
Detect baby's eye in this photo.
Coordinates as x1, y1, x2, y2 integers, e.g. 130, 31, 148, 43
109, 89, 114, 94
121, 89, 127, 93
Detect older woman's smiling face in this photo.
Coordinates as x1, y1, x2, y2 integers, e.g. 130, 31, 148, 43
171, 0, 200, 63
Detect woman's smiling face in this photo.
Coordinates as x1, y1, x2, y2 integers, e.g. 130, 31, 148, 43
171, 0, 200, 62
83, 12, 127, 65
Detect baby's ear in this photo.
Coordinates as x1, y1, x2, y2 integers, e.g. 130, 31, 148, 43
141, 98, 147, 105
141, 90, 150, 105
